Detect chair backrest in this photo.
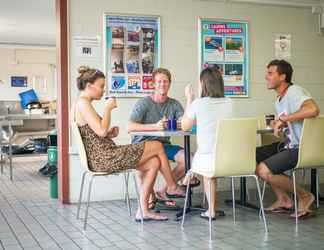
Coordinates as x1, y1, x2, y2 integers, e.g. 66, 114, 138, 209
71, 121, 90, 172
257, 115, 266, 130
296, 116, 324, 169
213, 118, 258, 177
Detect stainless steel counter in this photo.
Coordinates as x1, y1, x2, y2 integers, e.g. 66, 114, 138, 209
0, 114, 56, 180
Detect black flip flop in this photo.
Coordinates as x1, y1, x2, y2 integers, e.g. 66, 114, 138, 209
165, 192, 185, 199
265, 207, 293, 214
290, 210, 316, 220
135, 216, 168, 222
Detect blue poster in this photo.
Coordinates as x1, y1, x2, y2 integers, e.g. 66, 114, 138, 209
105, 14, 160, 97
11, 76, 28, 87
200, 19, 249, 97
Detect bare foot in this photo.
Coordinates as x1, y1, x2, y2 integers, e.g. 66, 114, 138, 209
166, 185, 185, 197
297, 192, 314, 213
265, 199, 293, 212
135, 210, 168, 221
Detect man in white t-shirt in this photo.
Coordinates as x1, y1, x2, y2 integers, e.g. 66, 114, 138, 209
256, 60, 320, 219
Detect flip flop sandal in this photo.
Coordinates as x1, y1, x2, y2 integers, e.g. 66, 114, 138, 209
135, 216, 168, 222
290, 210, 316, 220
181, 178, 201, 188
148, 197, 157, 210
166, 192, 186, 199
200, 212, 216, 221
216, 210, 226, 217
155, 192, 179, 209
265, 207, 293, 214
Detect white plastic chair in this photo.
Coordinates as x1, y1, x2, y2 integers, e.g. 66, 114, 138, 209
290, 116, 324, 229
181, 118, 267, 242
71, 121, 144, 230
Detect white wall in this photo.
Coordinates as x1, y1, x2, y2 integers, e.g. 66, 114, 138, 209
0, 48, 56, 101
68, 0, 324, 202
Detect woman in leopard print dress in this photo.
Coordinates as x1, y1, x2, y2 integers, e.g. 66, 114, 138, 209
74, 66, 185, 221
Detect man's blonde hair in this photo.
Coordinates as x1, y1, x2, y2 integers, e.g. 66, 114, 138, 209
152, 68, 172, 83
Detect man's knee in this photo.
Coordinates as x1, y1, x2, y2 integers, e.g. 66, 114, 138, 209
256, 162, 272, 181
174, 149, 185, 164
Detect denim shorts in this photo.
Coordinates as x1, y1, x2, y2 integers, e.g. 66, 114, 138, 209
163, 144, 183, 161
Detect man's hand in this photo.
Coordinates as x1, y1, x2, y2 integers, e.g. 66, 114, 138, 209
273, 119, 285, 138
155, 116, 167, 131
107, 126, 119, 138
176, 117, 182, 130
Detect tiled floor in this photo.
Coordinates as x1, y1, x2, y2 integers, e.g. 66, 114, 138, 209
0, 159, 324, 250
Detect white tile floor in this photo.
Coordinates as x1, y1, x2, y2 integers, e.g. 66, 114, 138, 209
1, 158, 324, 250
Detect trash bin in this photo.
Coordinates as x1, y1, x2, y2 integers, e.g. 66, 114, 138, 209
48, 146, 57, 166
48, 129, 57, 147
50, 172, 58, 199
48, 145, 58, 199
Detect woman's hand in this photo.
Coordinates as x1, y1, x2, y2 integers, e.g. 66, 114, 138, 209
184, 84, 194, 103
107, 126, 119, 138
106, 97, 117, 111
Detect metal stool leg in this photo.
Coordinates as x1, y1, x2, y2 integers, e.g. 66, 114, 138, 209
84, 175, 94, 230
0, 154, 3, 174
231, 177, 236, 223
208, 178, 212, 243
124, 172, 131, 216
259, 180, 266, 217
77, 171, 87, 219
245, 178, 250, 201
133, 173, 143, 225
316, 169, 319, 209
292, 171, 298, 231
181, 171, 192, 230
254, 176, 268, 233
9, 142, 12, 181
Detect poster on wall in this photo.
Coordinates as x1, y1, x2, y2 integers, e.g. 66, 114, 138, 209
104, 14, 160, 97
11, 76, 28, 87
275, 34, 291, 59
199, 19, 249, 97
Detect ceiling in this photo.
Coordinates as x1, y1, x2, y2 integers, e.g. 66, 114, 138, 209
0, 0, 55, 47
226, 0, 324, 6
0, 0, 323, 48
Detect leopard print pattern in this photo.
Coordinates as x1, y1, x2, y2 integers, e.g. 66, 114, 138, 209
78, 124, 145, 174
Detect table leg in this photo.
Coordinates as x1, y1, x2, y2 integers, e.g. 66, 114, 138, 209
0, 153, 3, 174
311, 169, 324, 202
9, 140, 13, 181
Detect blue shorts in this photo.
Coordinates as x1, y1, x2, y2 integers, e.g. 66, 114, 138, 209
163, 144, 183, 161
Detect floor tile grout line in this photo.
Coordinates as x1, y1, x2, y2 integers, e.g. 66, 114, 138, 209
0, 161, 62, 250
0, 196, 25, 249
